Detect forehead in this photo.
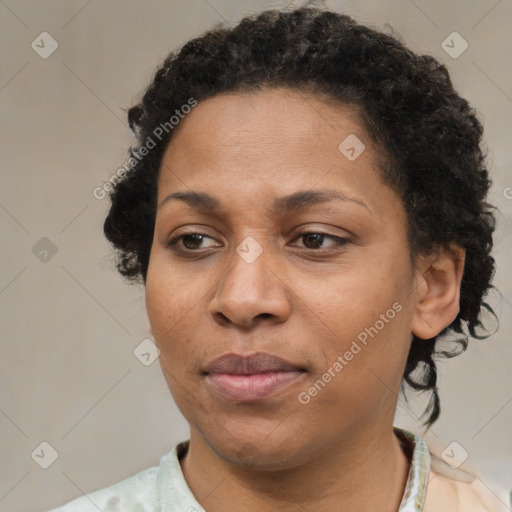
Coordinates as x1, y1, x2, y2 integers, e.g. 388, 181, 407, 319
157, 87, 388, 210
162, 87, 369, 163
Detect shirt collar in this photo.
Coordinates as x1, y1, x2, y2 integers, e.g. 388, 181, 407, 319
395, 427, 431, 511
159, 427, 431, 512
158, 439, 205, 512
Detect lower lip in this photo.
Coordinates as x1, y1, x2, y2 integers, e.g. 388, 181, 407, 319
205, 371, 305, 402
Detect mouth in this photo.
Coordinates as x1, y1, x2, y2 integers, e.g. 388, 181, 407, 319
203, 352, 307, 402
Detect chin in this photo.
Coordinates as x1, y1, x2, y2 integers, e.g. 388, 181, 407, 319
204, 428, 314, 472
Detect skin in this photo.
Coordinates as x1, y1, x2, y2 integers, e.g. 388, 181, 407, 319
145, 87, 465, 511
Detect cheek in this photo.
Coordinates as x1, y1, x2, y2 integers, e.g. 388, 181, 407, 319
298, 257, 407, 335
297, 257, 413, 397
298, 312, 411, 428
145, 263, 193, 352
145, 271, 202, 411
146, 247, 203, 327
145, 256, 219, 381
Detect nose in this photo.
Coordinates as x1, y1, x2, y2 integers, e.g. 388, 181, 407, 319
208, 243, 292, 329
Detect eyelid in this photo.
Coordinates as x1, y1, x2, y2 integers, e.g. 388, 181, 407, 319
166, 229, 351, 252
289, 231, 351, 249
166, 232, 220, 248
165, 224, 219, 244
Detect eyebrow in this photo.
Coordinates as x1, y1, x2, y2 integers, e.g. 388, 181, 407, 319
158, 189, 369, 214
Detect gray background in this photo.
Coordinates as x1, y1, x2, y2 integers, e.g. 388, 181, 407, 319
0, 0, 511, 510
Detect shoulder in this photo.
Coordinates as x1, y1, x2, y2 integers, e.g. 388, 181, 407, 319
423, 454, 509, 512
47, 440, 196, 512
47, 461, 161, 511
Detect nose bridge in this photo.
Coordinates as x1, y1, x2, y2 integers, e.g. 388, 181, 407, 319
209, 235, 291, 326
230, 236, 270, 293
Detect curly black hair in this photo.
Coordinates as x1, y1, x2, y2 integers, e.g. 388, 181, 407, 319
103, 6, 496, 428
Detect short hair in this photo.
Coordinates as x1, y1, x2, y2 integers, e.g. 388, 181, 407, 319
103, 7, 496, 427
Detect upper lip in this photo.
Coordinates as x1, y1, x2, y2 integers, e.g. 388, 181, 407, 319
203, 352, 305, 375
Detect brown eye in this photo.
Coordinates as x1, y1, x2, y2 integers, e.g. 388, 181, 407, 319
302, 233, 325, 249
167, 233, 219, 251
293, 231, 350, 250
181, 234, 206, 250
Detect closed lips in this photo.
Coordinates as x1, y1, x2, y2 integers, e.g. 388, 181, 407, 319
203, 352, 306, 375
203, 352, 307, 402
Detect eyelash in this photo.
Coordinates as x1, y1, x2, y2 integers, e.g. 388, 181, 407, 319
166, 231, 350, 254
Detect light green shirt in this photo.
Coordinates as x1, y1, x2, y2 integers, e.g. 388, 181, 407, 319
46, 428, 459, 512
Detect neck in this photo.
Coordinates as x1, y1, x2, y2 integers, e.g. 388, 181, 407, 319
179, 424, 411, 512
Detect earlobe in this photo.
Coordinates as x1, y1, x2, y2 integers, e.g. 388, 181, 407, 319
411, 244, 466, 340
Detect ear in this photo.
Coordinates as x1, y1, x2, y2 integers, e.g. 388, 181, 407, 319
411, 244, 466, 340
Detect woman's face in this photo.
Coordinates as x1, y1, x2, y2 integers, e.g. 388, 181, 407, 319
145, 88, 420, 469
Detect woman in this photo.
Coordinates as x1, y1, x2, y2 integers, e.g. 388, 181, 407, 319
50, 6, 503, 512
